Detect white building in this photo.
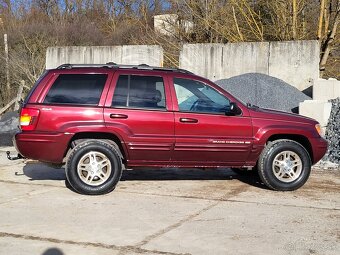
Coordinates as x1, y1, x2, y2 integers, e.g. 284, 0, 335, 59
153, 14, 193, 37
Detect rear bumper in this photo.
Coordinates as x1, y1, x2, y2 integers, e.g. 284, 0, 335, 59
14, 131, 73, 164
310, 137, 328, 164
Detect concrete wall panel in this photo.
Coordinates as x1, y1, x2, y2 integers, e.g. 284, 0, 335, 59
180, 42, 269, 81
46, 45, 163, 69
299, 100, 332, 130
268, 41, 319, 91
313, 78, 340, 101
179, 40, 319, 91
222, 42, 269, 78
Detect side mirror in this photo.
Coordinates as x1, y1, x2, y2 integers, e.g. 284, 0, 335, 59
226, 102, 241, 116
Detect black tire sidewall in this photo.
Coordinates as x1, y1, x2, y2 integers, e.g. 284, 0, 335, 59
262, 141, 311, 191
66, 141, 122, 195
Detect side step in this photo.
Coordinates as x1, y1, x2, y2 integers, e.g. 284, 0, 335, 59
6, 151, 24, 160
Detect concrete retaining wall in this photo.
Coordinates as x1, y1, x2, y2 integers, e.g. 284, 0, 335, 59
299, 100, 332, 131
179, 40, 319, 91
300, 78, 339, 131
313, 78, 340, 101
46, 45, 164, 69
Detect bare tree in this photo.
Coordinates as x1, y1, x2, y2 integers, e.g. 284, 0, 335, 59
318, 0, 340, 77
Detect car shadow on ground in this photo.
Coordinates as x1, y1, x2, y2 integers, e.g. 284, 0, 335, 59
21, 161, 66, 181
121, 167, 267, 189
21, 162, 268, 190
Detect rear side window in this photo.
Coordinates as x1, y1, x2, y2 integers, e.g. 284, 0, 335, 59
44, 74, 107, 105
112, 75, 166, 110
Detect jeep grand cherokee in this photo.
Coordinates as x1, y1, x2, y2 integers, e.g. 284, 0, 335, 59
13, 63, 328, 195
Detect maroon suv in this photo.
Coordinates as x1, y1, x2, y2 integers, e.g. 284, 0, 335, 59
14, 63, 327, 195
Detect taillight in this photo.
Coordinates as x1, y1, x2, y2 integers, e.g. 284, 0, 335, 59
20, 108, 40, 131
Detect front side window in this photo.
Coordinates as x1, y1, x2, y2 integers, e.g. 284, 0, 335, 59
112, 75, 166, 110
174, 78, 230, 114
44, 74, 107, 105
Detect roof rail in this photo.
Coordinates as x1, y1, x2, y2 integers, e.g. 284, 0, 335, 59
57, 63, 118, 69
56, 63, 193, 74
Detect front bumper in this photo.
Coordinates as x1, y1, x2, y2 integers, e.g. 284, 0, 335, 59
14, 131, 73, 164
310, 137, 328, 164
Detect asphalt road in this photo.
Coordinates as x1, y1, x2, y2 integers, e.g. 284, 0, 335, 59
0, 147, 339, 255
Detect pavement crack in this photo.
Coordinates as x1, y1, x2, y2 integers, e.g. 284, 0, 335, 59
115, 190, 339, 211
226, 199, 340, 211
0, 232, 189, 255
136, 185, 248, 248
136, 200, 219, 248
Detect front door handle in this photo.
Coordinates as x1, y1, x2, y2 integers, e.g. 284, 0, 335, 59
110, 113, 128, 119
180, 118, 198, 123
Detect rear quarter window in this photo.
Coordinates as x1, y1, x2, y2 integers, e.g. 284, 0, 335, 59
24, 70, 48, 104
44, 74, 107, 105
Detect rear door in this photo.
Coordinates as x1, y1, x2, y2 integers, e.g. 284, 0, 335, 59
104, 70, 174, 166
171, 76, 253, 166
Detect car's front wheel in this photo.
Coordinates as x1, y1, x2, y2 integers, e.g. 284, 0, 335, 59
258, 139, 311, 191
66, 140, 122, 195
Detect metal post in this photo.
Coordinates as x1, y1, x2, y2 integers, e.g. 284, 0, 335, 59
4, 33, 10, 92
14, 80, 24, 111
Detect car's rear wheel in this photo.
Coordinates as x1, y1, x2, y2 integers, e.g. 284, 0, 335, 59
66, 140, 122, 195
258, 139, 311, 191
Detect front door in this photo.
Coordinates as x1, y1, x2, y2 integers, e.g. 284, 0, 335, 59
171, 77, 253, 167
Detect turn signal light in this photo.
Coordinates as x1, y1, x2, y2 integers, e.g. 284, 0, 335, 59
315, 124, 323, 137
20, 108, 40, 131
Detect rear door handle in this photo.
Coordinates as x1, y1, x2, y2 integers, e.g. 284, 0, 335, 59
179, 118, 198, 123
110, 113, 128, 119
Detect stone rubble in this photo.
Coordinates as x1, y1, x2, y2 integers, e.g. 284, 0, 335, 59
0, 111, 19, 146
323, 97, 340, 165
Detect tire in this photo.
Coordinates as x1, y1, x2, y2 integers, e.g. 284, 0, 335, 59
66, 140, 123, 195
258, 139, 311, 191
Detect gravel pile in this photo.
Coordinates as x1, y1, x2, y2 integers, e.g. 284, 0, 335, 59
323, 98, 340, 164
0, 111, 19, 147
215, 73, 311, 113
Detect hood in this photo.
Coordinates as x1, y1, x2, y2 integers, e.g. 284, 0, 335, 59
248, 106, 318, 125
